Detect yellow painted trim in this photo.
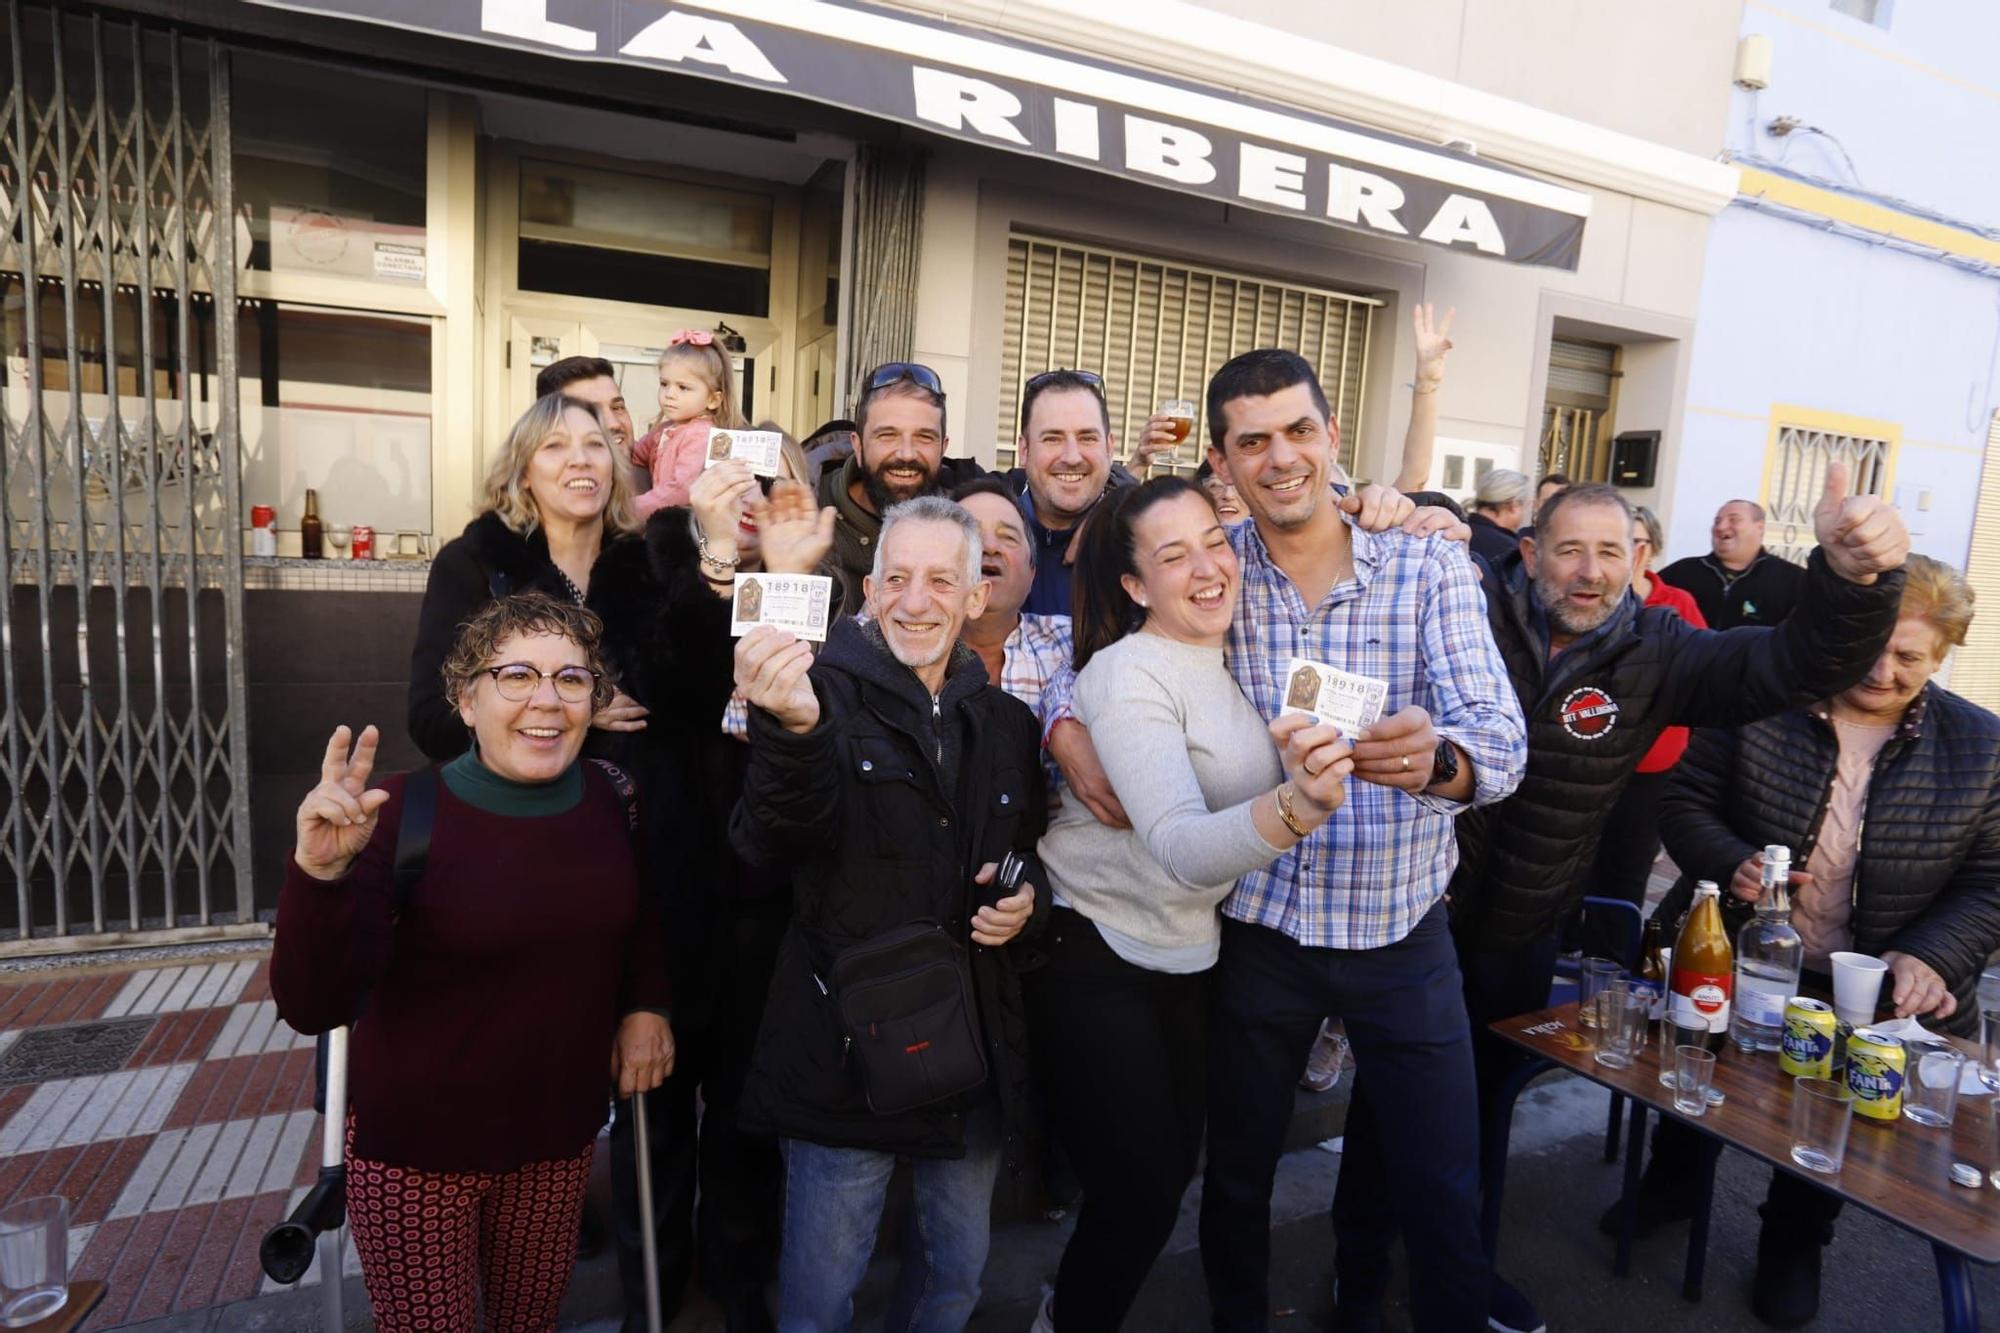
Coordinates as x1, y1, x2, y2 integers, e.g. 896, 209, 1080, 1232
1760, 403, 1903, 510
1735, 167, 2000, 267
1687, 404, 1769, 424
1744, 0, 2000, 106
1901, 437, 1987, 457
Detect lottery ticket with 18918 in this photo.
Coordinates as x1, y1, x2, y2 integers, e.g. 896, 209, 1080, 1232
702, 426, 785, 477
729, 573, 833, 642
1277, 657, 1388, 736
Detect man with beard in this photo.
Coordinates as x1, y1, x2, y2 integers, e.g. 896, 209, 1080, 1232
815, 363, 987, 614
1424, 477, 1909, 1333
537, 355, 637, 458
1659, 497, 1806, 629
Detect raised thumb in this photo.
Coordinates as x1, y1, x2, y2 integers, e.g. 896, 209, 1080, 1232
1818, 460, 1851, 511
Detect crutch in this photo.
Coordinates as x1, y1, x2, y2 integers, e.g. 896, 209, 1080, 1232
632, 1087, 665, 1333
259, 1025, 349, 1330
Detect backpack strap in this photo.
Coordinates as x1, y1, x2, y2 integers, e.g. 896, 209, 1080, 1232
587, 758, 641, 833
393, 766, 440, 919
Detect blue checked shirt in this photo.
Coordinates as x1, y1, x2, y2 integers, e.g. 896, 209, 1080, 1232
1045, 513, 1525, 950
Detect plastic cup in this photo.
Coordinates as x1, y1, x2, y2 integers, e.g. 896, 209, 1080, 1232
0, 1196, 68, 1328
1903, 1037, 1965, 1128
1790, 1077, 1855, 1174
1578, 959, 1622, 1031
1594, 989, 1647, 1071
1829, 951, 1888, 1026
1673, 1046, 1717, 1116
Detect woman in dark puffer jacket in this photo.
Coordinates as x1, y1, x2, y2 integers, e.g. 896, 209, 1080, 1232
1618, 554, 2000, 1329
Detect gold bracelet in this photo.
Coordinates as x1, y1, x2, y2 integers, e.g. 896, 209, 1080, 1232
1275, 783, 1311, 839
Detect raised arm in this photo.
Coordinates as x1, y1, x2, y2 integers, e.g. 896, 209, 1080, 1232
1391, 303, 1454, 492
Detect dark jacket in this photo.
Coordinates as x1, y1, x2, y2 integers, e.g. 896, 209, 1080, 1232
406, 510, 731, 765
1450, 549, 1904, 952
1653, 685, 2000, 1036
1000, 462, 1139, 617
814, 454, 991, 618
1467, 511, 1521, 568
731, 617, 1047, 1160
1657, 549, 1805, 630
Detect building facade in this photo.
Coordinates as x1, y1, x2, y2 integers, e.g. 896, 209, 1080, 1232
1, 0, 1743, 949
1659, 0, 2000, 705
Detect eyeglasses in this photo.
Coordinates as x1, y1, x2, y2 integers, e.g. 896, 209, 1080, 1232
483, 663, 601, 703
864, 362, 946, 397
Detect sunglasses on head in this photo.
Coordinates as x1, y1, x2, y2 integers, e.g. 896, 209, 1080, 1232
1024, 368, 1105, 394
863, 362, 946, 397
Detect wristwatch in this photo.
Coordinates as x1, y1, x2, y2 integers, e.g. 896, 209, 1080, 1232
1427, 738, 1460, 789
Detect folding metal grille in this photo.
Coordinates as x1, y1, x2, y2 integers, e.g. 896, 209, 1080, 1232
1, 3, 251, 949
998, 234, 1379, 475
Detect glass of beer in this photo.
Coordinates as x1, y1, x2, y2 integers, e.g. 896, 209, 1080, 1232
1158, 398, 1197, 465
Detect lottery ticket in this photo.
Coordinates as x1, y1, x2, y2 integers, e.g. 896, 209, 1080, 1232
729, 572, 833, 642
1277, 657, 1388, 735
702, 426, 785, 477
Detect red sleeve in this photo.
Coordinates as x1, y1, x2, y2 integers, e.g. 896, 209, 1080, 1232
269, 775, 406, 1036
1647, 579, 1708, 630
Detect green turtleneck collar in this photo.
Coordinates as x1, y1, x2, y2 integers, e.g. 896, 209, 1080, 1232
440, 747, 584, 816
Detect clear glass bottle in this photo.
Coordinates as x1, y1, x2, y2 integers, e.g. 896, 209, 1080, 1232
1732, 844, 1804, 1053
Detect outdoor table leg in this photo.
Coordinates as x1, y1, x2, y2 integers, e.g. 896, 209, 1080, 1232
1603, 1090, 1626, 1163
1481, 1056, 1555, 1262
1933, 1243, 1978, 1332
1612, 1097, 1647, 1278
1681, 1137, 1722, 1301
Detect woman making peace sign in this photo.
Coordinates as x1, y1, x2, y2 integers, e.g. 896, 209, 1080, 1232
274, 593, 671, 1333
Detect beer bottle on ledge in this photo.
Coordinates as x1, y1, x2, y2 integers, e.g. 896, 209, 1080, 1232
301, 488, 324, 560
1669, 881, 1732, 1054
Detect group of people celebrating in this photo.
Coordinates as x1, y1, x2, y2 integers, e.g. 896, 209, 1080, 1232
270, 304, 2000, 1333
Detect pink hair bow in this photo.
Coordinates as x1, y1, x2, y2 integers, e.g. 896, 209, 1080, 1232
668, 328, 715, 347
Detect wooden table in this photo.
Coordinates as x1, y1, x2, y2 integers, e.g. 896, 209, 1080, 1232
1486, 1003, 2000, 1331
12, 1280, 106, 1331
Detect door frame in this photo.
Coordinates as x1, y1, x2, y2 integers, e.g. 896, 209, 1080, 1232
480, 142, 807, 466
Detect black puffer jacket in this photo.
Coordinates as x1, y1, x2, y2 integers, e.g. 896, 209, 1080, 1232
731, 617, 1047, 1160
1653, 685, 2000, 1036
1450, 549, 1903, 952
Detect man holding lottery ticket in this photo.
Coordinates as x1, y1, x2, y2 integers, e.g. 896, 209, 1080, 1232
1045, 348, 1526, 1333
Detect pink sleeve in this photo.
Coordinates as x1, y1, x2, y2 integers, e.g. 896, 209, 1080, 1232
632, 422, 705, 519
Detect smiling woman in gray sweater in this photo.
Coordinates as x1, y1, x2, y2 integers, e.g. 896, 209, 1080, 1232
1024, 477, 1354, 1332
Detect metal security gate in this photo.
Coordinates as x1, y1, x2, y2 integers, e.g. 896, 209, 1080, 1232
1, 4, 252, 952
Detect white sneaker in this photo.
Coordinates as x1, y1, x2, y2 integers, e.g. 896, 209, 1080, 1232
1299, 1021, 1350, 1093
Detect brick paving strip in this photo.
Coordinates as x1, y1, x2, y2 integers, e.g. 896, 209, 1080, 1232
0, 955, 362, 1329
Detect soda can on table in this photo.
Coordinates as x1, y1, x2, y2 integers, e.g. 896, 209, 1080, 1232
1779, 997, 1837, 1078
352, 525, 374, 560
1846, 1027, 1906, 1122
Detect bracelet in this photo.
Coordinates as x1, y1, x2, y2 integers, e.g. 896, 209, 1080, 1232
700, 569, 734, 587
1413, 376, 1444, 396
694, 523, 739, 570
1275, 783, 1311, 840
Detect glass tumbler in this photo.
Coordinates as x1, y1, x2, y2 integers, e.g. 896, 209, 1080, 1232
1789, 1077, 1855, 1175
1577, 959, 1622, 1031
0, 1195, 68, 1328
1902, 1036, 1965, 1128
1673, 1046, 1717, 1117
1593, 989, 1647, 1071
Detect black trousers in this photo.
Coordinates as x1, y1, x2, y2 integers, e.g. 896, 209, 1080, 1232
1022, 907, 1210, 1331
1647, 1114, 1843, 1234
610, 908, 787, 1327
1203, 907, 1489, 1332
1579, 769, 1670, 961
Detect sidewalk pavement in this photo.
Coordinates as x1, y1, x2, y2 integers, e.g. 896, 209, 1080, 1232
0, 954, 342, 1329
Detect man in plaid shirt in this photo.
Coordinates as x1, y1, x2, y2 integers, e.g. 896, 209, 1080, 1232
1048, 349, 1525, 1332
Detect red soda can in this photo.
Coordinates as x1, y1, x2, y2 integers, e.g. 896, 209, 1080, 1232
351, 525, 375, 560
250, 504, 275, 528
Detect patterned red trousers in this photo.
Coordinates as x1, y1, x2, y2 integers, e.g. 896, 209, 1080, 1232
346, 1124, 594, 1332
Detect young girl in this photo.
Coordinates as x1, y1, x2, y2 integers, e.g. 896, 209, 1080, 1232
630, 329, 744, 518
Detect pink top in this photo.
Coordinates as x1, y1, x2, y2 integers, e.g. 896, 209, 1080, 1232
631, 417, 714, 518
1793, 716, 1896, 968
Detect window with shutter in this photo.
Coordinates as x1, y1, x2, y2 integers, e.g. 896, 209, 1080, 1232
996, 234, 1380, 474
1760, 410, 1897, 566
1948, 411, 2000, 712
1538, 337, 1619, 481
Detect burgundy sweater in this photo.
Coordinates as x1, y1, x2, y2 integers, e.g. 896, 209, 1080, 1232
271, 766, 669, 1173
